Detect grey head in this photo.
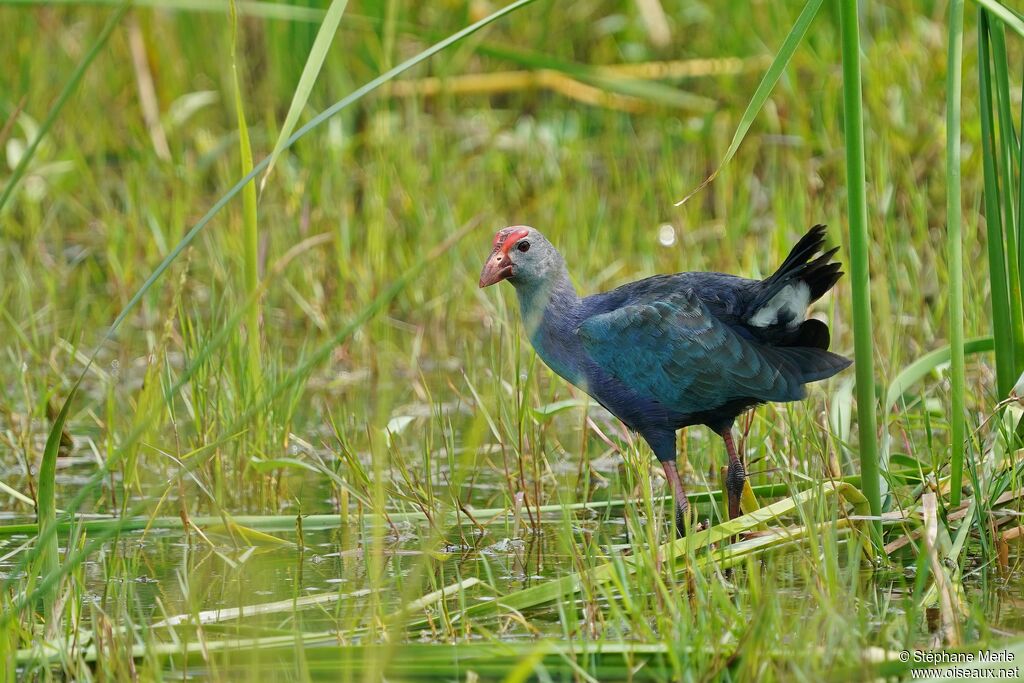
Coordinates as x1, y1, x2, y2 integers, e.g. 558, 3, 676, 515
478, 226, 567, 290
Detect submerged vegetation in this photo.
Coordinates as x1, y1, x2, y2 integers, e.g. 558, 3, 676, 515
3, 0, 1024, 680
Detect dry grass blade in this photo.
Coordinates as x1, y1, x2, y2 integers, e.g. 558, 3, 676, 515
127, 15, 170, 160
922, 493, 963, 646
153, 588, 374, 627
385, 57, 769, 112
883, 489, 1022, 555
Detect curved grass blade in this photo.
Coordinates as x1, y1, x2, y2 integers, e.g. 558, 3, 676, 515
35, 379, 80, 620
0, 478, 35, 507
884, 338, 994, 412
972, 0, 1024, 38
0, 5, 126, 213
674, 0, 822, 206
259, 0, 349, 192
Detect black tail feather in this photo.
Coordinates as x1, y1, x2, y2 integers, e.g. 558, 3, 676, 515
771, 224, 828, 279
803, 246, 844, 301
764, 346, 853, 386
753, 224, 844, 312
795, 318, 830, 350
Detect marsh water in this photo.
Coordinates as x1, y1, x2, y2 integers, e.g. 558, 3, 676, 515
6, 430, 1024, 678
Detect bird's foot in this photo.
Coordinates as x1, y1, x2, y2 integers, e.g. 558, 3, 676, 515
674, 503, 707, 538
725, 458, 746, 520
674, 502, 691, 538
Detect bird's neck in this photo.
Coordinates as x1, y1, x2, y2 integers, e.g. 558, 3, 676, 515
515, 269, 579, 333
514, 269, 583, 383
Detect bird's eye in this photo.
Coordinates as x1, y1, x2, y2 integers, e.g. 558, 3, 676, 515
517, 240, 531, 253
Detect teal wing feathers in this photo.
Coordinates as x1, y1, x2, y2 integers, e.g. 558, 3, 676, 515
575, 289, 807, 414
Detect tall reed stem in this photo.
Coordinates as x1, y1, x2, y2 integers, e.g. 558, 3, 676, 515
838, 0, 881, 547
946, 0, 966, 506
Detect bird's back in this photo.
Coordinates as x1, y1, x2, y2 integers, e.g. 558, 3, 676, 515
574, 226, 850, 431
582, 271, 754, 322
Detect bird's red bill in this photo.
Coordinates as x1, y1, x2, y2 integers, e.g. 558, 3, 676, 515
479, 226, 529, 287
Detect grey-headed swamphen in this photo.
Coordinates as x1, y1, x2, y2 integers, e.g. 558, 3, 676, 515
479, 224, 851, 536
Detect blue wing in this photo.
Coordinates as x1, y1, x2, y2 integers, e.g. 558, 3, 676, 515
576, 289, 810, 415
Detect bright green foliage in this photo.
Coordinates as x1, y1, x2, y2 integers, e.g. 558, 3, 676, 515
2, 1, 1024, 680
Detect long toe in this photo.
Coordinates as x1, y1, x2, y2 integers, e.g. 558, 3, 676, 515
726, 458, 746, 520
675, 503, 692, 538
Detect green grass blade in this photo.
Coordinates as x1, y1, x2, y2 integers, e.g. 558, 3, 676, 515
35, 382, 80, 620
947, 0, 967, 506
972, 0, 1024, 38
0, 5, 126, 213
989, 21, 1024, 372
1018, 71, 1024, 308
0, 0, 325, 21
260, 0, 350, 191
229, 0, 263, 387
674, 0, 822, 206
839, 0, 881, 548
576, 73, 716, 112
885, 338, 993, 411
979, 9, 1016, 398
